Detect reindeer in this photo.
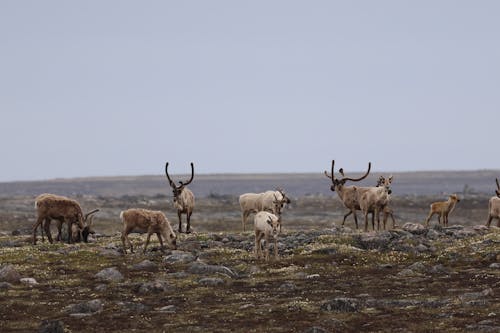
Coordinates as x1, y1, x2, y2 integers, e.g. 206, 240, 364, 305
359, 175, 393, 231
254, 211, 281, 261
376, 175, 396, 229
486, 178, 500, 227
424, 194, 460, 227
324, 160, 372, 229
239, 188, 291, 231
33, 194, 98, 244
165, 162, 195, 233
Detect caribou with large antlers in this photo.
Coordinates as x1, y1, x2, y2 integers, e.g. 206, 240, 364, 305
324, 160, 371, 229
486, 178, 500, 227
165, 162, 195, 233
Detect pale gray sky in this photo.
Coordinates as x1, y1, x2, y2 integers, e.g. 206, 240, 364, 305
1, 1, 499, 182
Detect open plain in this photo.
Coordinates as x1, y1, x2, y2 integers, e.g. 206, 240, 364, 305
0, 171, 499, 332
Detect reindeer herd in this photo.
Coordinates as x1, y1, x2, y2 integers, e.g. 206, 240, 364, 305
29, 160, 500, 261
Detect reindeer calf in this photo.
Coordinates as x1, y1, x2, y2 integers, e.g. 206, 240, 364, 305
424, 194, 460, 227
254, 211, 281, 261
120, 208, 177, 254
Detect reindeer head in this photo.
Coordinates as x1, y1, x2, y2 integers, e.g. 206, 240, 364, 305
82, 209, 99, 242
449, 194, 460, 203
275, 187, 291, 206
165, 162, 194, 203
324, 160, 371, 192
377, 175, 394, 195
266, 215, 280, 239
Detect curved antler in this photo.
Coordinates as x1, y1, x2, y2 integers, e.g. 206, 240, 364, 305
84, 209, 99, 221
165, 162, 176, 187
324, 160, 335, 181
496, 178, 500, 190
182, 162, 194, 186
341, 162, 371, 182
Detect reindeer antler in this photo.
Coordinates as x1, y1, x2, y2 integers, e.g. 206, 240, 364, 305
340, 162, 371, 182
324, 160, 335, 181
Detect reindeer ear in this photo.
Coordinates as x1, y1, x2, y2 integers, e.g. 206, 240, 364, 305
267, 217, 273, 226
389, 175, 393, 183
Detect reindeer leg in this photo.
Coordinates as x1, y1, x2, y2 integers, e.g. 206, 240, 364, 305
143, 229, 153, 254
486, 215, 493, 227
264, 233, 270, 261
424, 212, 434, 227
177, 211, 183, 233
32, 217, 44, 245
156, 232, 165, 252
186, 211, 192, 234
44, 219, 53, 244
363, 211, 369, 232
352, 211, 359, 229
342, 211, 352, 226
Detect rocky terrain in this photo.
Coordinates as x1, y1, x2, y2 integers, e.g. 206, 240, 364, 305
0, 173, 499, 332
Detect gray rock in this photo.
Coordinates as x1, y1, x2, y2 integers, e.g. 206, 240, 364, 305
117, 301, 151, 313
0, 264, 21, 283
131, 259, 157, 272
459, 288, 494, 302
357, 231, 392, 250
95, 267, 124, 283
279, 282, 297, 291
198, 277, 225, 286
430, 264, 452, 275
38, 320, 65, 333
0, 281, 13, 290
489, 263, 500, 269
402, 222, 426, 234
20, 277, 39, 285
65, 299, 103, 314
156, 305, 176, 313
407, 261, 427, 272
426, 229, 442, 240
187, 261, 238, 278
320, 297, 362, 312
163, 251, 196, 264
135, 280, 169, 294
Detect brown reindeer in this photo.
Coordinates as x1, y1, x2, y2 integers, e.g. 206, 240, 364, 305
324, 160, 372, 229
424, 194, 460, 227
165, 162, 195, 233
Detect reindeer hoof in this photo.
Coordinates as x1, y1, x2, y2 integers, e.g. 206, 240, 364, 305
186, 229, 192, 234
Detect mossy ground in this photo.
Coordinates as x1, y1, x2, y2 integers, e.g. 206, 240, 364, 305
0, 227, 498, 332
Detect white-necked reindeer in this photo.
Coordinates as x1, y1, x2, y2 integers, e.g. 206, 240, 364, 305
359, 175, 393, 231
165, 162, 195, 233
324, 160, 371, 229
486, 178, 500, 227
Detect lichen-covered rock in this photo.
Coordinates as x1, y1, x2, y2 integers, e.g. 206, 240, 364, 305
134, 280, 169, 294
187, 261, 238, 278
130, 259, 157, 272
37, 319, 65, 333
320, 298, 362, 312
0, 264, 21, 283
65, 299, 103, 315
95, 267, 124, 283
402, 222, 426, 234
198, 277, 225, 286
163, 251, 196, 264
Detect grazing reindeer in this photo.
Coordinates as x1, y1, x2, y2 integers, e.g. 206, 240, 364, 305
33, 194, 98, 244
424, 194, 460, 227
165, 162, 195, 233
254, 211, 281, 261
324, 160, 372, 229
486, 178, 500, 227
359, 175, 393, 231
